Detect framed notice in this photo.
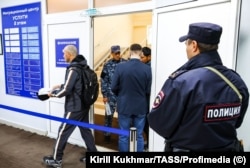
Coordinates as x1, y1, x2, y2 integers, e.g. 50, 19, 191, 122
1, 2, 44, 99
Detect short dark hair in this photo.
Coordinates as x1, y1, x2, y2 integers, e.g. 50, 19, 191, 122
142, 47, 151, 57
197, 42, 218, 52
187, 39, 218, 53
130, 43, 142, 51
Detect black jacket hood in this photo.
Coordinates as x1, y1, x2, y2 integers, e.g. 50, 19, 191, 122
70, 55, 88, 67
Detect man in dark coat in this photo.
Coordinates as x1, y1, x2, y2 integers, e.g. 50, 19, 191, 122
111, 43, 152, 152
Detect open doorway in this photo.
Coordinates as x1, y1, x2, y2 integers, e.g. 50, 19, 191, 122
93, 12, 152, 151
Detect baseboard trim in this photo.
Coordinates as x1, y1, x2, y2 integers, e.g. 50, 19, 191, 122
0, 119, 47, 136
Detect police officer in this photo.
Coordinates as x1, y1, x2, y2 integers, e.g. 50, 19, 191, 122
148, 22, 249, 152
100, 45, 126, 143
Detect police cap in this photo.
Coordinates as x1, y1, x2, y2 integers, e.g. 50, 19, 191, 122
179, 22, 222, 44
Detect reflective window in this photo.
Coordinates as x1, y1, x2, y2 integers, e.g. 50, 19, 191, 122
47, 0, 88, 14
94, 0, 150, 8
47, 0, 150, 14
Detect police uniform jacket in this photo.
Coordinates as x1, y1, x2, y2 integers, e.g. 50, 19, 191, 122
54, 55, 87, 112
148, 50, 249, 151
100, 58, 126, 103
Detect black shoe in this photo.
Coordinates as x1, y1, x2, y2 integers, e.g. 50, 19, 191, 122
144, 143, 148, 152
43, 155, 62, 168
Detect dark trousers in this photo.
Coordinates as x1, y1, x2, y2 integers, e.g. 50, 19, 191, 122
143, 116, 149, 142
53, 108, 97, 160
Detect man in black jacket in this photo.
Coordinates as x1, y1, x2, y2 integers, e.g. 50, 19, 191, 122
43, 45, 97, 168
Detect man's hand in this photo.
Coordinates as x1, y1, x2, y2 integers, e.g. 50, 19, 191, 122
48, 84, 61, 97
48, 92, 54, 97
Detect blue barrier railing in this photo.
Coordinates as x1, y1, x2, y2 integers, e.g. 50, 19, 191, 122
0, 104, 129, 137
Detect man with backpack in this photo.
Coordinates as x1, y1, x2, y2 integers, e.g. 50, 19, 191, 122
43, 45, 98, 168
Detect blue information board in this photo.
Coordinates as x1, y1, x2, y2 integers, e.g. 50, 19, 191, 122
1, 2, 43, 99
55, 39, 79, 67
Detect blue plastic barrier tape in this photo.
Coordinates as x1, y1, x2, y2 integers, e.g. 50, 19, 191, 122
0, 104, 129, 136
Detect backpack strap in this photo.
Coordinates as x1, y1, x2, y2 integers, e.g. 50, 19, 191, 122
204, 66, 242, 103
67, 64, 84, 100
69, 64, 89, 80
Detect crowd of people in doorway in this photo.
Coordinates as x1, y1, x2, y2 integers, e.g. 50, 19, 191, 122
100, 44, 152, 152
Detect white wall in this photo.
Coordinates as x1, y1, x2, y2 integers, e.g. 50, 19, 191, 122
94, 15, 133, 64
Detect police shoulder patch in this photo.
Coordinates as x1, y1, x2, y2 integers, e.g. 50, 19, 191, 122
169, 70, 187, 79
152, 91, 165, 109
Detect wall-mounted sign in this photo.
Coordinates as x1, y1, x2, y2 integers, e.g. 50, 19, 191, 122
1, 2, 43, 99
55, 38, 79, 67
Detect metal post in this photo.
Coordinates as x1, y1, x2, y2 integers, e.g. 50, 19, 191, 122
129, 127, 137, 152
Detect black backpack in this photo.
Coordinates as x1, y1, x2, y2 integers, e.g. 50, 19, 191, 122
70, 64, 99, 107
